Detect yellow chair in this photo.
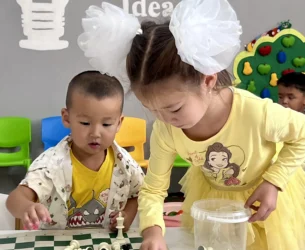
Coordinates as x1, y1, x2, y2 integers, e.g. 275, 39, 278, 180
115, 117, 148, 168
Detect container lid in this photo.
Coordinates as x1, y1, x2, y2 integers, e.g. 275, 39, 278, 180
191, 199, 251, 223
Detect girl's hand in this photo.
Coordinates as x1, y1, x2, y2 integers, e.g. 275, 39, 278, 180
245, 180, 279, 222
140, 226, 167, 250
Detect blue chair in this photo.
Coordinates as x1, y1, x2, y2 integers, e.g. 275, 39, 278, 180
41, 116, 70, 150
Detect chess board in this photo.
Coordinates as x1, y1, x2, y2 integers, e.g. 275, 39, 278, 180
0, 229, 142, 250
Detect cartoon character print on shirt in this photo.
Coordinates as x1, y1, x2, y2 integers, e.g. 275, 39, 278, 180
201, 142, 245, 186
99, 188, 110, 206
67, 190, 106, 228
110, 164, 129, 210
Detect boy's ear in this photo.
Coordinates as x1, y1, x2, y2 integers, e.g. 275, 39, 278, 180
116, 115, 124, 133
61, 108, 70, 128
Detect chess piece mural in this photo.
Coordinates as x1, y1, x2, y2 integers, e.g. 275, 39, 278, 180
16, 0, 69, 50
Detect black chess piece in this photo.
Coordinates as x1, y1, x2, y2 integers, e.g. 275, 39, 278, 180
121, 243, 132, 250
198, 246, 207, 250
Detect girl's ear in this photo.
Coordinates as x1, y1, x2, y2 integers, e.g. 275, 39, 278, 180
199, 74, 217, 92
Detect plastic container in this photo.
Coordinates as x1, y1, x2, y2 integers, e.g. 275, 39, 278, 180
163, 202, 183, 227
191, 199, 251, 250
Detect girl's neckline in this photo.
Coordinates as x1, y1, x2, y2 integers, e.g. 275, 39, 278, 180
175, 87, 236, 144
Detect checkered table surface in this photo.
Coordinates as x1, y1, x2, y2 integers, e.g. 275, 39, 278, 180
0, 229, 142, 250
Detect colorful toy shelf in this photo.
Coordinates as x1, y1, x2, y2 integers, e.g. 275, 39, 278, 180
233, 29, 305, 102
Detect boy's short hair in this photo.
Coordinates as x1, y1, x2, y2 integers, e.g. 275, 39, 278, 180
277, 72, 305, 93
66, 71, 124, 110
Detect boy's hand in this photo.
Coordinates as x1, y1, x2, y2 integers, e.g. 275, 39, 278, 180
22, 203, 52, 230
109, 198, 138, 232
109, 211, 127, 232
245, 180, 279, 223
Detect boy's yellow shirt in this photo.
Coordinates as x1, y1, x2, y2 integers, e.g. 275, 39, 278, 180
67, 148, 115, 228
20, 136, 144, 230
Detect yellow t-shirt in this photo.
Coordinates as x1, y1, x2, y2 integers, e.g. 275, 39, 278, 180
138, 88, 305, 234
66, 147, 115, 228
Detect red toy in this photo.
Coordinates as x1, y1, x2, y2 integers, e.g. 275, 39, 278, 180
282, 68, 295, 75
258, 45, 272, 56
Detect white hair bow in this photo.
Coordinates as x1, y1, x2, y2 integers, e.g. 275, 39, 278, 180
78, 0, 242, 91
78, 2, 140, 92
170, 0, 242, 75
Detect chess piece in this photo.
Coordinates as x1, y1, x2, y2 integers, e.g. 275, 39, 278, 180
98, 242, 111, 250
197, 247, 213, 250
111, 241, 121, 250
64, 240, 80, 250
122, 243, 132, 250
116, 212, 126, 244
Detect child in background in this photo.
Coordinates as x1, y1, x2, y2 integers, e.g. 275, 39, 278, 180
6, 71, 144, 231
78, 1, 305, 249
277, 72, 305, 169
278, 72, 305, 113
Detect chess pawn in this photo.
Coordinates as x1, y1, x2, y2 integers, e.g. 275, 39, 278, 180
64, 240, 80, 250
71, 240, 80, 249
98, 242, 111, 250
111, 241, 121, 250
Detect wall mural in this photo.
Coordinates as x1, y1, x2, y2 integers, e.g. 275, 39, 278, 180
233, 27, 305, 102
121, 0, 174, 18
15, 0, 177, 51
16, 0, 70, 51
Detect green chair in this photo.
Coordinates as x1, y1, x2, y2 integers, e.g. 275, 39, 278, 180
0, 117, 31, 169
173, 155, 190, 168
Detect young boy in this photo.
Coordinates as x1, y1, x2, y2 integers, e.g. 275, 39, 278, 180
277, 72, 305, 169
278, 72, 305, 113
6, 71, 144, 231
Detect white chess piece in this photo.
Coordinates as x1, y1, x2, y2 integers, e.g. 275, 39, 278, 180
16, 0, 69, 50
198, 247, 213, 250
116, 212, 126, 244
111, 241, 121, 250
98, 242, 112, 250
64, 240, 80, 250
